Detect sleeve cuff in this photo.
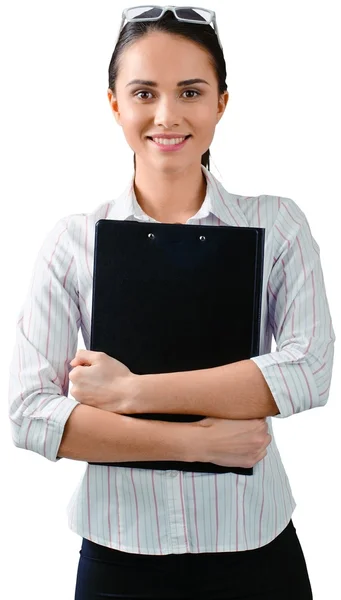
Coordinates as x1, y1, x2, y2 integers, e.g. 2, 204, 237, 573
250, 352, 320, 418
17, 396, 80, 462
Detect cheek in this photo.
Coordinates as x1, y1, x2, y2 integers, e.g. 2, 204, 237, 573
121, 110, 146, 139
194, 103, 217, 130
197, 109, 217, 143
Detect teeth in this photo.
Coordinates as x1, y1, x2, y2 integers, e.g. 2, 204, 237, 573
152, 137, 186, 145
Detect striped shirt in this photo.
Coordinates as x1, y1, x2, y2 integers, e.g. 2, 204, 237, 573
8, 165, 335, 554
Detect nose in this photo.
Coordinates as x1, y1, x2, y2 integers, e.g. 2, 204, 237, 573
153, 96, 182, 130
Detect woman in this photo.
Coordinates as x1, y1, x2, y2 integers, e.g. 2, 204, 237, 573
8, 5, 335, 600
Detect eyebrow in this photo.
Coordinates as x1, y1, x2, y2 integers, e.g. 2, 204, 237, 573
126, 78, 210, 88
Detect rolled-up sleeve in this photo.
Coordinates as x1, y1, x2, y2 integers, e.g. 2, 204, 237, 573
250, 199, 336, 418
8, 217, 81, 461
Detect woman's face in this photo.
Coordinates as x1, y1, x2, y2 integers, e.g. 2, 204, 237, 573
108, 31, 228, 172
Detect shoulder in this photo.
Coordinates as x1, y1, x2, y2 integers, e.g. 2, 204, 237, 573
235, 193, 307, 233
37, 199, 116, 263
43, 199, 116, 255
62, 199, 116, 237
234, 192, 319, 265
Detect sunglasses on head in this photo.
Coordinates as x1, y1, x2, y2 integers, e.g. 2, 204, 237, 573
115, 5, 223, 50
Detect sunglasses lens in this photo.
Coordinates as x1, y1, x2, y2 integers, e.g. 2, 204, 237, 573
126, 7, 163, 20
175, 8, 212, 22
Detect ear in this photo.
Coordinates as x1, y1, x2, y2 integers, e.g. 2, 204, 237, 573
107, 88, 121, 126
217, 90, 229, 124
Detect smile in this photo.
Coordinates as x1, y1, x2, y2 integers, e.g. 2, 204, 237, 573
147, 135, 191, 152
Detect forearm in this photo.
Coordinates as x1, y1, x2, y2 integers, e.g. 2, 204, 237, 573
57, 404, 196, 462
128, 359, 280, 420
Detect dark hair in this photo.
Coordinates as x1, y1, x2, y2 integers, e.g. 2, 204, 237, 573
108, 8, 228, 171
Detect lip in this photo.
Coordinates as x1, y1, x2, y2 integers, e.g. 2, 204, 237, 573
147, 133, 190, 139
148, 135, 191, 152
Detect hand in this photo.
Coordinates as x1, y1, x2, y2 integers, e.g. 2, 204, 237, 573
194, 417, 271, 468
69, 349, 136, 413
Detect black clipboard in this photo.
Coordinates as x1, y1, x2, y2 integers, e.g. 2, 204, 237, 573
89, 219, 265, 475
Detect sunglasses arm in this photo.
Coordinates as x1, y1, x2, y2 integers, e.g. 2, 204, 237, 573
212, 15, 223, 50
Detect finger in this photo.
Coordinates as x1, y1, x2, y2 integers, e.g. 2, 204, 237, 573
75, 349, 105, 363
70, 362, 87, 369
69, 358, 83, 367
70, 355, 90, 364
70, 349, 101, 366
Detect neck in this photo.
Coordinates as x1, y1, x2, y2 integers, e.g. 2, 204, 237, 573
133, 160, 207, 224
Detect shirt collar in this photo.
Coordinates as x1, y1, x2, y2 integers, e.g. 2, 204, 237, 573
106, 165, 249, 227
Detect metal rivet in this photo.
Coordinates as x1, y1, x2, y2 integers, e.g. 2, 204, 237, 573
199, 235, 206, 241
148, 233, 155, 239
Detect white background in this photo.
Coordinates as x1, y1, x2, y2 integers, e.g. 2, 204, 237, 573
1, 1, 340, 598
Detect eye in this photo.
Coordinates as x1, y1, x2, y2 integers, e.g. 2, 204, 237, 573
133, 89, 201, 100
182, 89, 200, 99
134, 91, 153, 100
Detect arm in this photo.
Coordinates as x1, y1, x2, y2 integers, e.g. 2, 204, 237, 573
7, 216, 197, 464
8, 217, 81, 461
57, 403, 193, 462
251, 201, 335, 419
128, 359, 279, 420
125, 199, 335, 420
